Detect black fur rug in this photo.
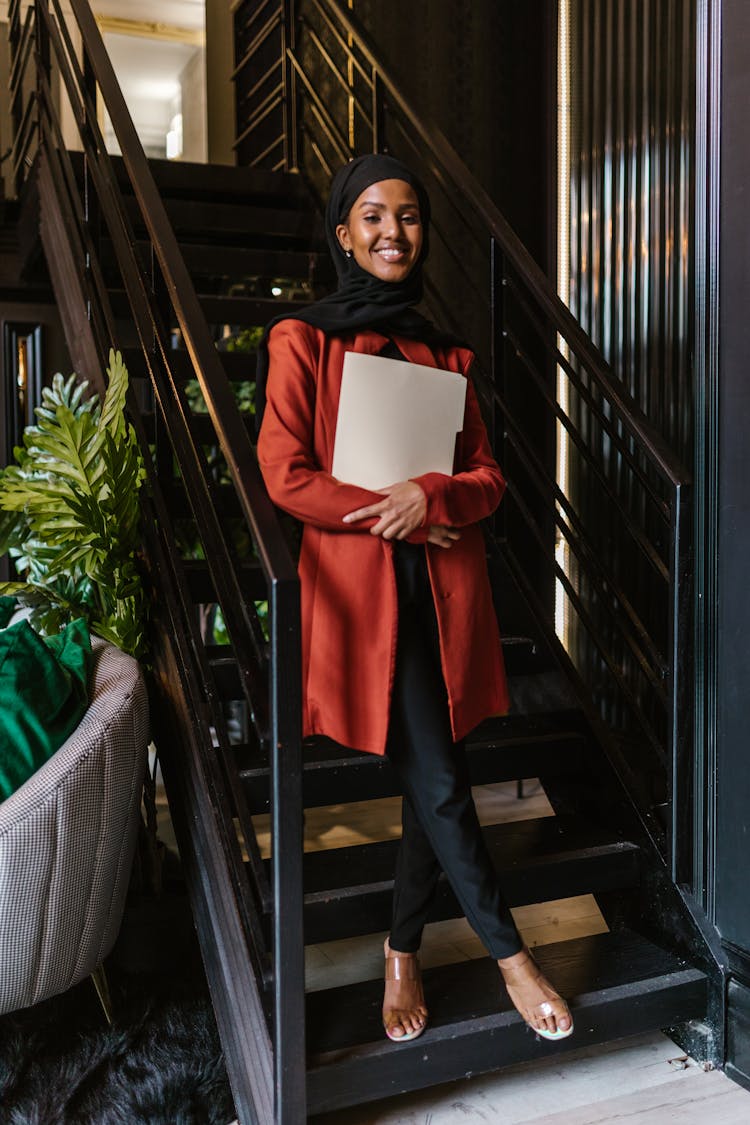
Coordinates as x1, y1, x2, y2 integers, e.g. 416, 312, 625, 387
0, 880, 235, 1125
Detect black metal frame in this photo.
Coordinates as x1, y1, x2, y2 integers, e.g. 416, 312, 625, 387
233, 0, 693, 874
2, 320, 43, 461
8, 3, 305, 1121
692, 0, 721, 919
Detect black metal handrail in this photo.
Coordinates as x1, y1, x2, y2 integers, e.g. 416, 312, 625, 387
9, 2, 305, 1121
233, 0, 693, 868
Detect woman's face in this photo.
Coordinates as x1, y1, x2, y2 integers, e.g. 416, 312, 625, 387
336, 179, 423, 283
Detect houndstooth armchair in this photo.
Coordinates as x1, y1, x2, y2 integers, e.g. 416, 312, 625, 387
0, 637, 148, 1015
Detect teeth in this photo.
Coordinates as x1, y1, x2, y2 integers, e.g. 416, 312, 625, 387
378, 248, 404, 260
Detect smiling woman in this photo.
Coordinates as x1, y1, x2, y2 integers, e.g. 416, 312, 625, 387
335, 179, 423, 282
256, 153, 574, 1049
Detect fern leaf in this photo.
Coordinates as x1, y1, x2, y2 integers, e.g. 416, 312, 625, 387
100, 349, 129, 440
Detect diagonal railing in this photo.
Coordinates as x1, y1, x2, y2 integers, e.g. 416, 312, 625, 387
233, 0, 693, 880
8, 1, 305, 1121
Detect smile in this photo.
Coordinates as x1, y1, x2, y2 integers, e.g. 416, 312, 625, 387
376, 247, 408, 261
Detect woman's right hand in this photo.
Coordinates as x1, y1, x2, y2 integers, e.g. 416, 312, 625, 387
427, 525, 461, 549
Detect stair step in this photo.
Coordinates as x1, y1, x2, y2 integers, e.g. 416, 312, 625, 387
237, 716, 586, 811
109, 287, 308, 326
183, 559, 266, 603
305, 929, 708, 1114
139, 409, 254, 446
165, 482, 240, 519
179, 411, 255, 444
132, 158, 312, 207
199, 294, 313, 326
131, 238, 332, 284
122, 195, 322, 247
146, 157, 311, 207
179, 243, 335, 285
292, 816, 640, 943
123, 347, 256, 383
70, 151, 312, 208
499, 635, 545, 675
99, 238, 334, 290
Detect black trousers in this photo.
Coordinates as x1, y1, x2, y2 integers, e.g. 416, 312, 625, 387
386, 542, 523, 959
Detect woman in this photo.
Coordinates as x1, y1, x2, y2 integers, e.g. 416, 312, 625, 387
257, 154, 573, 1044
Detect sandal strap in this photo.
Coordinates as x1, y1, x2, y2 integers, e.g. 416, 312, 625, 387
497, 946, 541, 987
531, 996, 570, 1019
384, 953, 421, 981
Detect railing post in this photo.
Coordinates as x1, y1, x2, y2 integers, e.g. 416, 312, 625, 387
371, 67, 385, 153
490, 236, 507, 542
27, 0, 51, 194
35, 0, 51, 104
281, 0, 298, 171
270, 577, 306, 1123
670, 480, 694, 885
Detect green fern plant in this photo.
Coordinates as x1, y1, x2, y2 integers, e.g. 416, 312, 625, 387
0, 350, 148, 658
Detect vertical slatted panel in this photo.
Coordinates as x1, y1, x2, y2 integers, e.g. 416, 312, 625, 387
565, 0, 694, 464
558, 0, 695, 798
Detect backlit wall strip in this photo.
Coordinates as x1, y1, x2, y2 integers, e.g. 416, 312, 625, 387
564, 0, 695, 463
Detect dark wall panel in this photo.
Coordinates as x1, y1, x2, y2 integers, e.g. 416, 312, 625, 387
715, 0, 750, 957
564, 0, 695, 463
346, 0, 554, 274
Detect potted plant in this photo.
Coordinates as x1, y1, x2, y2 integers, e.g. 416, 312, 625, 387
0, 349, 147, 659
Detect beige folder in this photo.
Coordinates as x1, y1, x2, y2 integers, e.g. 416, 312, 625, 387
331, 351, 467, 491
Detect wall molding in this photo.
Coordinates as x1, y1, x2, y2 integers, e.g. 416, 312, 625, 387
94, 15, 204, 46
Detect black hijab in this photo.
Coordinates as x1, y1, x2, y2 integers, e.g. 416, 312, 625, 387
254, 153, 462, 430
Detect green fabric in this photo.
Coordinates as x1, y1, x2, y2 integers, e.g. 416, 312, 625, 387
0, 596, 17, 628
0, 618, 93, 801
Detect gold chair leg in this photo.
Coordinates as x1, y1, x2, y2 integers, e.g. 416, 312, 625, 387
91, 962, 114, 1025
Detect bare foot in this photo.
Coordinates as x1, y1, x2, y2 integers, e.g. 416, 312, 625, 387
497, 946, 572, 1036
382, 937, 428, 1040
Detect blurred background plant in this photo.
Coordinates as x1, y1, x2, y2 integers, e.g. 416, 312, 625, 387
180, 324, 268, 649
183, 323, 261, 418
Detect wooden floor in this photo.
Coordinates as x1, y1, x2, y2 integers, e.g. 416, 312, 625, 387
309, 1033, 750, 1124
157, 771, 750, 1124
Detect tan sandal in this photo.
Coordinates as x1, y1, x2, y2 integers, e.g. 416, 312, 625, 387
382, 939, 428, 1043
498, 946, 574, 1042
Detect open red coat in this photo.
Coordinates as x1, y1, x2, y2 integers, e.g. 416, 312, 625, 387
257, 320, 509, 755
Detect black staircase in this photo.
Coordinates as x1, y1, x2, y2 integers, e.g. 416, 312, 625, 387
5, 1, 723, 1122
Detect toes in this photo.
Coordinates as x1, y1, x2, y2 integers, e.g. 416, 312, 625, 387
386, 1009, 426, 1037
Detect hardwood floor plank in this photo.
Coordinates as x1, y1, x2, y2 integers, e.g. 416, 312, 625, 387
525, 1070, 750, 1125
308, 1033, 740, 1125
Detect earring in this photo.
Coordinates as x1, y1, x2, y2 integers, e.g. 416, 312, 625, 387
345, 249, 353, 258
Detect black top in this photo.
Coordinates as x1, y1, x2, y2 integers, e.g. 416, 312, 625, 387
377, 339, 431, 610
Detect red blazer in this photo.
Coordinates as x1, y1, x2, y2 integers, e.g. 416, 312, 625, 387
257, 320, 509, 755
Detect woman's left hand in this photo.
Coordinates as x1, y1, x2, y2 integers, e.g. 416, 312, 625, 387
343, 481, 427, 538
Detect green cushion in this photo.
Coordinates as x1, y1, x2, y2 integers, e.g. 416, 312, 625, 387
0, 596, 17, 628
0, 618, 93, 802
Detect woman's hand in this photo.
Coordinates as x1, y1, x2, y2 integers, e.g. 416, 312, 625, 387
427, 525, 461, 549
343, 481, 427, 539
